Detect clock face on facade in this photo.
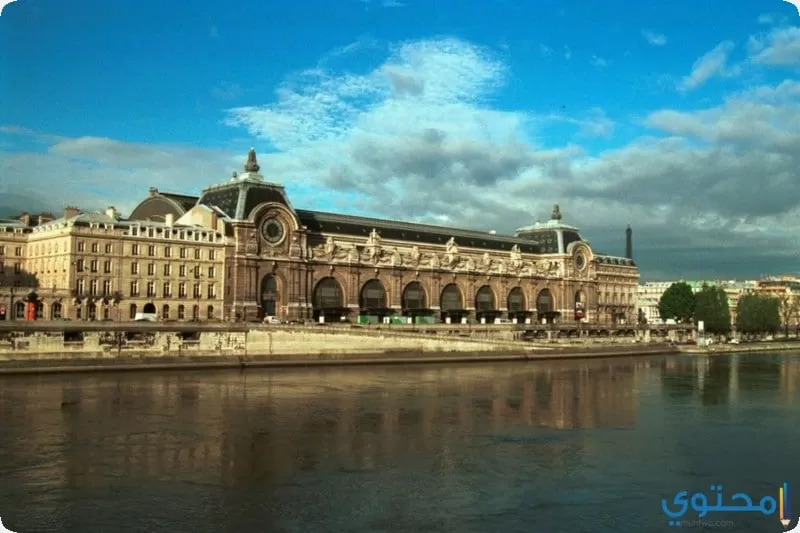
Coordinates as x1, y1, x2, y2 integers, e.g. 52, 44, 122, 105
575, 251, 586, 271
261, 217, 285, 245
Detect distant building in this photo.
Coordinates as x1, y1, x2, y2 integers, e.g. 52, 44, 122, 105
636, 280, 756, 325
1, 149, 640, 324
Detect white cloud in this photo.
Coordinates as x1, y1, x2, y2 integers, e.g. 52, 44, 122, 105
590, 55, 608, 68
6, 36, 800, 279
642, 30, 667, 46
678, 41, 741, 91
748, 26, 800, 65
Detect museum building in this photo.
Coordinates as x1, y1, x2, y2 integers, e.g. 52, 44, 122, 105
129, 149, 639, 324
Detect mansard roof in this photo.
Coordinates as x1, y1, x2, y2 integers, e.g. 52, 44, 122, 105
296, 209, 542, 254
595, 254, 636, 267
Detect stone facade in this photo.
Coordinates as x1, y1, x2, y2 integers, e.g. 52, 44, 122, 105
0, 207, 226, 322
1, 149, 639, 324
131, 149, 639, 325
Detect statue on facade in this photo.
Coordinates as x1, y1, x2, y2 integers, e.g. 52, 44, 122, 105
497, 259, 507, 274
410, 245, 421, 265
324, 236, 337, 258
510, 244, 523, 270
482, 252, 492, 269
365, 229, 382, 262
391, 248, 402, 267
430, 253, 440, 269
367, 228, 381, 246
445, 237, 458, 255
551, 203, 562, 221
348, 245, 360, 263
244, 148, 260, 173
465, 257, 475, 271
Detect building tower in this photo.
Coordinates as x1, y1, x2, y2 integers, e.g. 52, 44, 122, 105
625, 225, 633, 259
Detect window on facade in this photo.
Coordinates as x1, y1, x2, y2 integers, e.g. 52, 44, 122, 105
131, 262, 139, 275
131, 244, 139, 255
193, 283, 201, 298
162, 304, 170, 319
178, 282, 186, 298
179, 247, 187, 259
162, 282, 171, 298
164, 246, 172, 258
178, 304, 185, 319
76, 279, 85, 295
76, 259, 85, 272
208, 266, 215, 278
103, 260, 112, 274
105, 243, 113, 254
91, 242, 98, 253
207, 305, 214, 320
207, 284, 216, 299
146, 282, 155, 297
163, 264, 171, 276
148, 245, 155, 257
192, 305, 199, 320
102, 280, 111, 295
89, 280, 98, 296
130, 281, 139, 297
194, 249, 201, 260
0, 246, 5, 255
179, 264, 186, 277
129, 303, 137, 319
14, 263, 20, 274
208, 249, 215, 260
147, 263, 155, 276
77, 242, 85, 252
90, 260, 98, 273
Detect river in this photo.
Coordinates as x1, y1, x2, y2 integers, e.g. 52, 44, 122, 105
0, 353, 799, 533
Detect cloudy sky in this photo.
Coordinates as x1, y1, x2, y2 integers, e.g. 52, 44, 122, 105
2, 0, 800, 280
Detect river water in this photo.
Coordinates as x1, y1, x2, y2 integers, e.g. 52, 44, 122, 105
0, 353, 799, 533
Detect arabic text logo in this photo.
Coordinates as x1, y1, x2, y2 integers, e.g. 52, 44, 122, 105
0, 516, 17, 533
661, 482, 798, 530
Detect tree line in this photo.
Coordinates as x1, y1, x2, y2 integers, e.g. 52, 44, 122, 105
654, 281, 797, 336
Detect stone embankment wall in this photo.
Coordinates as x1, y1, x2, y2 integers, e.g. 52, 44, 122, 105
0, 326, 533, 361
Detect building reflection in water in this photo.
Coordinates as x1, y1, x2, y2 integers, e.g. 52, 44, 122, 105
0, 360, 644, 490
660, 354, 800, 406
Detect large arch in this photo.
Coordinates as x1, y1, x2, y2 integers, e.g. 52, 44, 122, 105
359, 279, 389, 322
440, 283, 465, 323
402, 281, 433, 323
536, 288, 558, 324
574, 289, 586, 322
312, 277, 346, 322
475, 285, 499, 322
260, 275, 279, 318
402, 281, 426, 310
143, 302, 156, 314
507, 287, 529, 323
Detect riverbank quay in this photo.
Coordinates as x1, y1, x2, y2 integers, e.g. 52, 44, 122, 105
678, 341, 800, 355
0, 321, 679, 374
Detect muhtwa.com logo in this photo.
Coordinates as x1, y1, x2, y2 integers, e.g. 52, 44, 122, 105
0, 516, 17, 533
0, 0, 18, 17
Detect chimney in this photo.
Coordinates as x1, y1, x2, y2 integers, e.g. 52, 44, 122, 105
18, 213, 31, 226
105, 206, 118, 220
64, 206, 80, 219
210, 210, 218, 231
625, 225, 633, 259
165, 213, 174, 227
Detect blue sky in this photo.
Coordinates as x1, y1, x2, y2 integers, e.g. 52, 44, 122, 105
2, 0, 800, 279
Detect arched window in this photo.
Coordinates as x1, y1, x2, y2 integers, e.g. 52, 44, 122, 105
207, 305, 214, 320
178, 304, 185, 320
13, 301, 25, 319
51, 302, 63, 320
192, 305, 199, 320
474, 285, 496, 313
313, 277, 344, 310
35, 301, 44, 319
359, 279, 387, 310
402, 282, 426, 310
162, 304, 170, 320
260, 275, 279, 317
440, 284, 463, 311
536, 289, 553, 314
507, 287, 525, 313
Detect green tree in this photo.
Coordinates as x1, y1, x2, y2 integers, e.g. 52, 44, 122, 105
658, 282, 695, 323
693, 284, 731, 335
736, 294, 781, 336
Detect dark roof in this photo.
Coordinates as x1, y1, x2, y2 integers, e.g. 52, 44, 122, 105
595, 254, 636, 267
161, 193, 198, 213
297, 209, 541, 253
198, 181, 291, 220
